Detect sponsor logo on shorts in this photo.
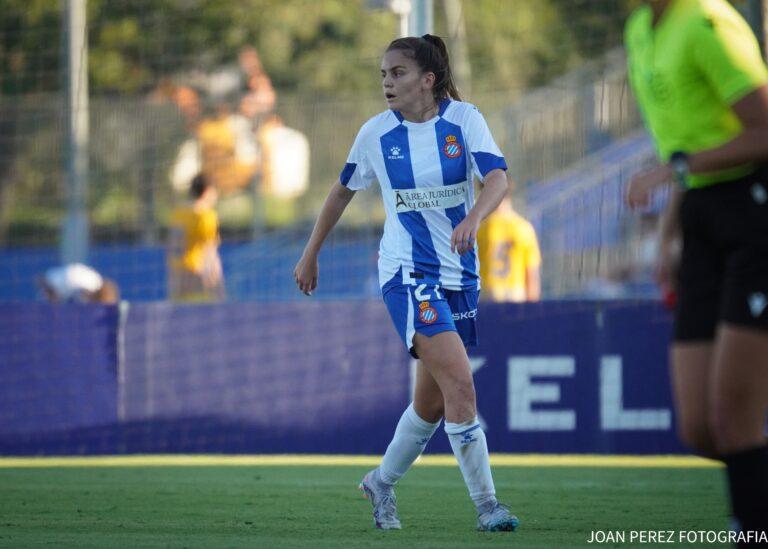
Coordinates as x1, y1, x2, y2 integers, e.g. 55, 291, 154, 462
418, 301, 438, 324
443, 135, 463, 159
748, 292, 767, 318
452, 308, 477, 321
751, 183, 767, 205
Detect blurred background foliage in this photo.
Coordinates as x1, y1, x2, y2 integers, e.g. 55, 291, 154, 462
1, 0, 644, 244
1, 0, 638, 97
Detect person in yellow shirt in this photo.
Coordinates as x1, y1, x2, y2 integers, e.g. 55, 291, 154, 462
197, 103, 258, 196
168, 173, 225, 302
477, 190, 541, 302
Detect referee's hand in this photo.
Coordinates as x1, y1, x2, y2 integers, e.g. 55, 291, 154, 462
627, 164, 673, 208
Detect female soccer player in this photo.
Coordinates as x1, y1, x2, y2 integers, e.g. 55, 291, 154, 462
625, 0, 768, 536
294, 34, 518, 532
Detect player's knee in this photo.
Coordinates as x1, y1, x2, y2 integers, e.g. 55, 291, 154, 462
710, 418, 739, 455
425, 407, 444, 424
418, 400, 444, 423
709, 405, 755, 455
676, 421, 718, 458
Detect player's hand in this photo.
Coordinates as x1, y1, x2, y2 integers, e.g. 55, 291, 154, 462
626, 164, 673, 209
451, 213, 480, 255
294, 253, 318, 296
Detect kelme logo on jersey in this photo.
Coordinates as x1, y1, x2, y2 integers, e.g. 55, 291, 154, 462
418, 301, 438, 324
388, 146, 404, 160
443, 135, 463, 159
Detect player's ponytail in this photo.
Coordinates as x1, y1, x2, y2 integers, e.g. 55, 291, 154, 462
420, 34, 461, 102
386, 34, 462, 102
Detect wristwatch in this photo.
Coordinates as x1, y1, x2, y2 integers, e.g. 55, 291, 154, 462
669, 151, 690, 189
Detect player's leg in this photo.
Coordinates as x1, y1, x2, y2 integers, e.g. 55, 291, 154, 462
413, 331, 475, 422
710, 326, 768, 534
359, 282, 446, 529
374, 362, 443, 488
414, 331, 518, 532
708, 179, 768, 536
359, 368, 444, 530
671, 187, 723, 459
670, 343, 718, 458
413, 359, 444, 422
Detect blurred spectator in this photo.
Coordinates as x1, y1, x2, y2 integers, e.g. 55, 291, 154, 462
40, 263, 120, 304
238, 47, 276, 121
477, 190, 541, 302
173, 85, 203, 129
164, 46, 281, 230
241, 73, 276, 120
256, 114, 310, 226
170, 101, 258, 196
206, 46, 276, 123
168, 173, 225, 302
198, 102, 259, 195
149, 78, 203, 130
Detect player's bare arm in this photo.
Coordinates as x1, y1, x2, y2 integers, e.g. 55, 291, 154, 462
294, 181, 356, 295
451, 169, 507, 255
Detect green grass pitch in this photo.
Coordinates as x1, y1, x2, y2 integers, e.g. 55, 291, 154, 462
0, 458, 729, 548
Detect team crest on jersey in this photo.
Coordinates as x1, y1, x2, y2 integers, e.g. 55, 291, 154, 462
418, 301, 438, 324
388, 146, 404, 160
443, 135, 462, 159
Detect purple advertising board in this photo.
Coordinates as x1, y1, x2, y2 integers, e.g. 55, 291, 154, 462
0, 301, 685, 455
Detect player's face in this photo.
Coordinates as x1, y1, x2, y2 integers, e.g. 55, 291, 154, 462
381, 49, 434, 112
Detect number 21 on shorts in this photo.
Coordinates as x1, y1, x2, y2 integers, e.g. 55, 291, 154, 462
414, 283, 442, 302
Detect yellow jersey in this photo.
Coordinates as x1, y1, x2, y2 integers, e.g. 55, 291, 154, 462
478, 209, 541, 302
169, 206, 219, 273
625, 0, 768, 187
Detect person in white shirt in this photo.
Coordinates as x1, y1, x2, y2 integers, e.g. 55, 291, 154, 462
40, 263, 119, 304
294, 34, 518, 533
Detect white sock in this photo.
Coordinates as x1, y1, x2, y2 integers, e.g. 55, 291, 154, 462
445, 418, 497, 513
378, 403, 441, 486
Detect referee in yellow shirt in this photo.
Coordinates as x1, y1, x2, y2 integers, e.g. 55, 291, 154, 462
625, 0, 768, 537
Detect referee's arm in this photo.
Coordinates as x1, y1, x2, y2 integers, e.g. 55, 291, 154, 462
687, 85, 768, 174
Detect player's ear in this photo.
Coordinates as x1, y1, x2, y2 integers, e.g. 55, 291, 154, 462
422, 71, 436, 91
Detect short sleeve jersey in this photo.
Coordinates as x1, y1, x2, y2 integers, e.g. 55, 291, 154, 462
477, 209, 541, 301
170, 206, 219, 273
340, 99, 507, 291
625, 0, 768, 188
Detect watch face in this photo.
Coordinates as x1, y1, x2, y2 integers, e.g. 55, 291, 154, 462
670, 153, 689, 174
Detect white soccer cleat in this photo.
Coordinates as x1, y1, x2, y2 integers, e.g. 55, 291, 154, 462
477, 502, 520, 532
358, 469, 402, 530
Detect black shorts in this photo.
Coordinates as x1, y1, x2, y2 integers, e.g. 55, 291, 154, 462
675, 171, 768, 341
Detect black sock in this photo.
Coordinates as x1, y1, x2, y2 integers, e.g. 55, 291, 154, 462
724, 445, 768, 546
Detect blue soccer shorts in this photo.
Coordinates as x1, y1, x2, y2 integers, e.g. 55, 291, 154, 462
382, 274, 479, 359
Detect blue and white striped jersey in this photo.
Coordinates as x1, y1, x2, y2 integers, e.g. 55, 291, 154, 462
339, 99, 507, 291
